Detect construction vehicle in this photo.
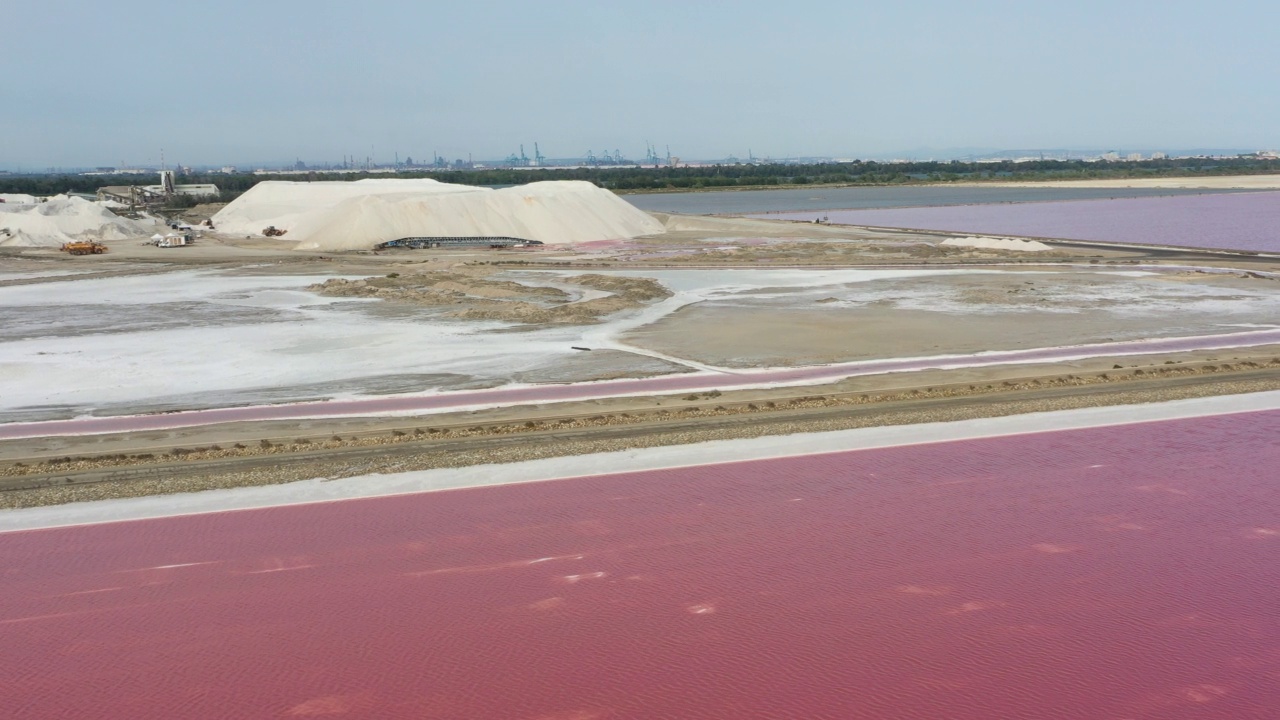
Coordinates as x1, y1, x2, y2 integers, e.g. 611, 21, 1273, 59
146, 233, 194, 248
262, 226, 288, 237
61, 241, 108, 255
157, 234, 193, 248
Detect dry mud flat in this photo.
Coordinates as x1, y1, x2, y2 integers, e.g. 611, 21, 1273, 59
622, 268, 1280, 368
309, 271, 671, 324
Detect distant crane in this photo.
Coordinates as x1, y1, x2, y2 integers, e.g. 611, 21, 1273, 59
644, 142, 661, 166
534, 142, 546, 166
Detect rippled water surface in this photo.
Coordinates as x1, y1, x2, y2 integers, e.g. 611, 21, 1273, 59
2, 410, 1278, 718
759, 191, 1280, 252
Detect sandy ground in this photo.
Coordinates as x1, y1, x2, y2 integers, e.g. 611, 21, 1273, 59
622, 269, 1280, 367
961, 174, 1280, 189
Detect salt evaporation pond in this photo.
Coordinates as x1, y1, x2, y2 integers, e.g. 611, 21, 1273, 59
754, 190, 1280, 253
625, 185, 1250, 215
3, 409, 1276, 718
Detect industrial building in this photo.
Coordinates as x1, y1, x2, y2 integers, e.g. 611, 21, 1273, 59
96, 171, 219, 207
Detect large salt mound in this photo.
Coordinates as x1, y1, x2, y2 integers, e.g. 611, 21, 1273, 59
0, 195, 152, 247
0, 229, 58, 248
213, 179, 664, 248
940, 235, 1052, 252
210, 178, 478, 237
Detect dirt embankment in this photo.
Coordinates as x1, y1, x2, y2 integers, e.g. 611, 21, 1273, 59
5, 359, 1279, 509
631, 238, 1073, 266
310, 271, 671, 325
6, 356, 1276, 484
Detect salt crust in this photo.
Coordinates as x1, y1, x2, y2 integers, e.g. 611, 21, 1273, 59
940, 235, 1052, 252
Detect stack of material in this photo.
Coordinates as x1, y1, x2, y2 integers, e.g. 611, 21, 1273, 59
0, 195, 152, 247
212, 179, 664, 249
940, 236, 1052, 252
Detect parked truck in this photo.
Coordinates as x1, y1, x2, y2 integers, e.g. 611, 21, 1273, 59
156, 234, 193, 248
61, 241, 108, 255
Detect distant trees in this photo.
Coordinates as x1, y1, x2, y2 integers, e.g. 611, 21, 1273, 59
4, 157, 1279, 199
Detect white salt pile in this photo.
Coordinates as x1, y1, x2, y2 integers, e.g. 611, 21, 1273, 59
0, 195, 153, 247
210, 178, 475, 237
212, 179, 664, 249
940, 235, 1052, 252
0, 194, 38, 205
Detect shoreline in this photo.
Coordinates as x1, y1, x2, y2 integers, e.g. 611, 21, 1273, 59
4, 358, 1277, 510
615, 173, 1280, 195
6, 385, 1279, 532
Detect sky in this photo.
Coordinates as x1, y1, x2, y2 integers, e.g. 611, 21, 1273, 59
5, 0, 1278, 168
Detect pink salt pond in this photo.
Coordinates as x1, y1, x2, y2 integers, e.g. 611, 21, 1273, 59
2, 409, 1277, 718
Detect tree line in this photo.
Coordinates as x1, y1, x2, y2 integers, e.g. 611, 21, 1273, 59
3, 156, 1279, 199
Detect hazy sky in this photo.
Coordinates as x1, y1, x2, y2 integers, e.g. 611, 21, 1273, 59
6, 0, 1277, 168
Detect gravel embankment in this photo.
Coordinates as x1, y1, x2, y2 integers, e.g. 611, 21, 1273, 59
4, 372, 1276, 510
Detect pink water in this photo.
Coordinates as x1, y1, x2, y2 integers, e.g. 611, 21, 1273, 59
757, 191, 1280, 253
2, 410, 1278, 718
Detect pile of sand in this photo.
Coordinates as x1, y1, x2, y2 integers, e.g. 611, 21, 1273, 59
0, 194, 38, 205
212, 179, 664, 249
0, 195, 152, 247
940, 236, 1052, 252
